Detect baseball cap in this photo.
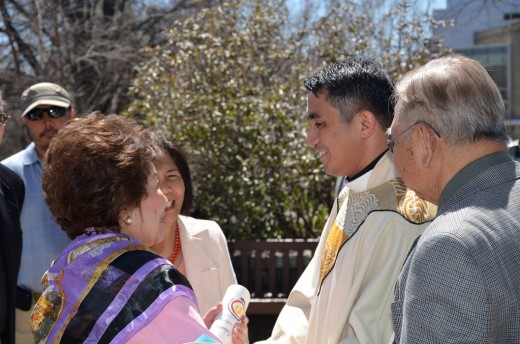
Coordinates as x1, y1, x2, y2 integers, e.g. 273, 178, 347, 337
20, 82, 71, 116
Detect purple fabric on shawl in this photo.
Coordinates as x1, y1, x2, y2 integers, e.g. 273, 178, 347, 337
31, 231, 199, 343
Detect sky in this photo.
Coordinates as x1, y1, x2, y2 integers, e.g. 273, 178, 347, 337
287, 0, 449, 17
433, 0, 447, 9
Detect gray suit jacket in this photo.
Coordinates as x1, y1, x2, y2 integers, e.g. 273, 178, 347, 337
391, 154, 520, 343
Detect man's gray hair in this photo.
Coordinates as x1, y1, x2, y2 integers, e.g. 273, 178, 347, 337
394, 54, 509, 145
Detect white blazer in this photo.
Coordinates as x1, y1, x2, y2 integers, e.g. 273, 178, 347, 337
178, 215, 237, 315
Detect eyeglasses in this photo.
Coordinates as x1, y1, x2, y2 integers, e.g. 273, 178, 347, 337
0, 113, 10, 126
387, 120, 441, 153
25, 106, 68, 121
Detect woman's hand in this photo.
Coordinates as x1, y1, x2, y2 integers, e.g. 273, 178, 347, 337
232, 315, 249, 344
203, 303, 249, 344
202, 303, 223, 329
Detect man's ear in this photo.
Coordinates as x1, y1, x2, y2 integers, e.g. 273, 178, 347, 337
416, 124, 438, 168
70, 108, 76, 119
357, 110, 378, 138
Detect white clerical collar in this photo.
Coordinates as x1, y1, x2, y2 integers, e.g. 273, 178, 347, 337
345, 169, 372, 193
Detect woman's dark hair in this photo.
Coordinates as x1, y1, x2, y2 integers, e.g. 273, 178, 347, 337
158, 136, 193, 215
42, 112, 162, 239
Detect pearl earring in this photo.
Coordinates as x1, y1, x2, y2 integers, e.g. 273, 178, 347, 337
125, 216, 133, 225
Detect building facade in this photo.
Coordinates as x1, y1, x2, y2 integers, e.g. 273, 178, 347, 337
434, 0, 520, 129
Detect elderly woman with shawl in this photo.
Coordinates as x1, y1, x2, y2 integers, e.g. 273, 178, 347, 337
30, 112, 222, 343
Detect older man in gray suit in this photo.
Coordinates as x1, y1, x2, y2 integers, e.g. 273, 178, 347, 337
387, 53, 520, 343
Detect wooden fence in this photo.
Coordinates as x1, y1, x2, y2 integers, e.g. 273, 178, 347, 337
227, 239, 319, 315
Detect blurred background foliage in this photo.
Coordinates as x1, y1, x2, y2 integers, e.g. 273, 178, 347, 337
125, 0, 450, 239
0, 0, 450, 239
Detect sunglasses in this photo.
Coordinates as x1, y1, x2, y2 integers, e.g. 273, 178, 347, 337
25, 106, 69, 121
0, 113, 10, 126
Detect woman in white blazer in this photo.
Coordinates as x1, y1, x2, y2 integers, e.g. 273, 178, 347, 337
151, 137, 248, 343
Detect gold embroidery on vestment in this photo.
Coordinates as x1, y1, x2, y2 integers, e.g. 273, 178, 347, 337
317, 178, 437, 292
319, 222, 348, 286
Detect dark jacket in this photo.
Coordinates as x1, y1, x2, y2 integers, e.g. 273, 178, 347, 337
0, 164, 24, 344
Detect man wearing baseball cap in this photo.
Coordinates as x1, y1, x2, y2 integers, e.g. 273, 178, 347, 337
2, 82, 74, 343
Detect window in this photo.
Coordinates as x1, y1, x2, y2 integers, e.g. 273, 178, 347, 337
504, 13, 520, 20
457, 46, 510, 116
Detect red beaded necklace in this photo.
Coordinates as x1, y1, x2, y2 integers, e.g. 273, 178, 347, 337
168, 222, 182, 264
